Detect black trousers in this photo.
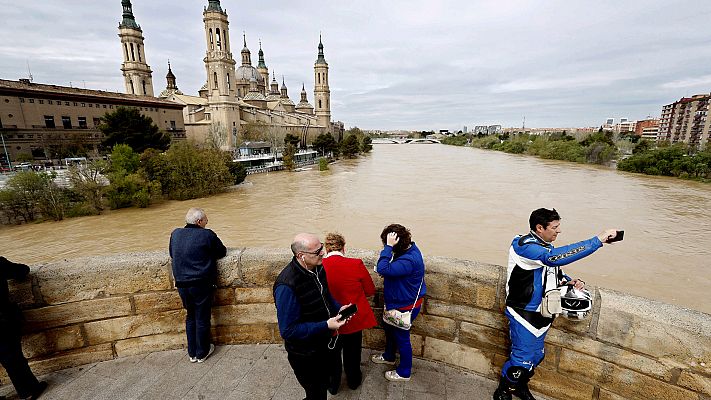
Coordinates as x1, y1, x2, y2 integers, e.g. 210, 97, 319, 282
0, 329, 40, 398
177, 286, 214, 359
287, 349, 331, 400
329, 330, 363, 390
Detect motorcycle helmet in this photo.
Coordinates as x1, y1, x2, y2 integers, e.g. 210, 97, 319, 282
560, 285, 593, 320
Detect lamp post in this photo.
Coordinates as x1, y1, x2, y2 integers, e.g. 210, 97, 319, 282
0, 132, 12, 171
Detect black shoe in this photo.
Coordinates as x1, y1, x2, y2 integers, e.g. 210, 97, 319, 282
328, 380, 340, 395
23, 381, 48, 400
513, 383, 536, 400
493, 378, 513, 400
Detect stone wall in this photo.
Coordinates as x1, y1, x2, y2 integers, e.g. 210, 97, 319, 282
5, 249, 711, 399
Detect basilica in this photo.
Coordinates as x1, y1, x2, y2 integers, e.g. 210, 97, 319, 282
118, 0, 343, 149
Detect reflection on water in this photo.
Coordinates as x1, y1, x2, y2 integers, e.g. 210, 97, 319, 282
2, 145, 710, 313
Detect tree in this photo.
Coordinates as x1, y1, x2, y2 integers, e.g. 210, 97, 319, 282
100, 106, 170, 153
161, 141, 233, 200
226, 159, 247, 185
313, 133, 337, 156
109, 144, 139, 175
206, 121, 228, 150
0, 171, 68, 223
240, 121, 269, 143
68, 159, 110, 214
283, 143, 296, 171
284, 133, 301, 148
340, 134, 361, 158
361, 136, 373, 153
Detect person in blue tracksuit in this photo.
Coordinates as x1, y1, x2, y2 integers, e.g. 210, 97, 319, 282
494, 208, 618, 400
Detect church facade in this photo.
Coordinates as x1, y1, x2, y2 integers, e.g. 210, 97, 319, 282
120, 0, 343, 150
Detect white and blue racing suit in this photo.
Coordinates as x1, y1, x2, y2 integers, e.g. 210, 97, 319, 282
501, 231, 602, 384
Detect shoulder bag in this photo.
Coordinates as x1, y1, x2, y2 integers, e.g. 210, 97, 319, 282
382, 277, 424, 330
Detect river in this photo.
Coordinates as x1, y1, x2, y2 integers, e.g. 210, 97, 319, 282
2, 144, 710, 313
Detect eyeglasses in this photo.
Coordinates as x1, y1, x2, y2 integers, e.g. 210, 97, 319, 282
302, 244, 324, 256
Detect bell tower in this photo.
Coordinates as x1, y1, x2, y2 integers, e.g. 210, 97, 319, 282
313, 35, 331, 128
118, 0, 154, 96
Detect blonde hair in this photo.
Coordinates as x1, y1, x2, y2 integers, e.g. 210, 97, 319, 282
325, 232, 346, 253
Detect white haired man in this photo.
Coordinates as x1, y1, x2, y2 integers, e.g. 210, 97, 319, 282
169, 208, 226, 363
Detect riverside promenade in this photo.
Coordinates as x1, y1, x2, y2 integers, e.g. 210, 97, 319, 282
0, 344, 552, 400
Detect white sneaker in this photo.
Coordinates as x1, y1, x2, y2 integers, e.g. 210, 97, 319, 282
385, 370, 410, 382
197, 344, 215, 363
370, 354, 396, 365
189, 356, 197, 363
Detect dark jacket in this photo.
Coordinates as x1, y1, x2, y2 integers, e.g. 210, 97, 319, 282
377, 243, 427, 310
273, 258, 339, 355
169, 224, 227, 287
0, 256, 30, 326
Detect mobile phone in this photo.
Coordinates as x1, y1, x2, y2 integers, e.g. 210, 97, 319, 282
338, 304, 358, 321
607, 230, 624, 243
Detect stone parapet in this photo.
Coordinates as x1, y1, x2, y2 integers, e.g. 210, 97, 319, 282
4, 249, 710, 399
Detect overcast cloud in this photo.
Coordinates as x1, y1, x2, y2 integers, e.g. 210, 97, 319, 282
1, 0, 710, 130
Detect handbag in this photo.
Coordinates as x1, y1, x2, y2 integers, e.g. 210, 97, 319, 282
382, 277, 424, 330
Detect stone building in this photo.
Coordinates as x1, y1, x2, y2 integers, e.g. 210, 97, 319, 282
658, 93, 711, 148
0, 79, 184, 163
139, 0, 343, 149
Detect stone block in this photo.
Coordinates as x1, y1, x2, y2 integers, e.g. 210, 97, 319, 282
411, 334, 424, 357
547, 328, 678, 381
363, 327, 386, 350
28, 344, 114, 376
528, 367, 595, 400
239, 248, 292, 286
596, 289, 711, 367
678, 370, 711, 396
23, 296, 132, 330
423, 337, 495, 378
213, 303, 277, 326
214, 287, 235, 306
21, 325, 84, 359
215, 249, 244, 287
597, 390, 629, 400
133, 291, 183, 313
425, 299, 507, 330
235, 287, 273, 304
411, 314, 457, 341
84, 310, 185, 345
458, 321, 508, 353
559, 348, 698, 400
425, 271, 498, 309
114, 332, 186, 357
34, 252, 172, 304
8, 277, 34, 307
213, 324, 277, 345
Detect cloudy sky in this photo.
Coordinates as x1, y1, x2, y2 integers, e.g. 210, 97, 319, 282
1, 1, 710, 130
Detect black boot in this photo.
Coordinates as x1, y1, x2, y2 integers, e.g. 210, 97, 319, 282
513, 372, 536, 400
492, 377, 513, 400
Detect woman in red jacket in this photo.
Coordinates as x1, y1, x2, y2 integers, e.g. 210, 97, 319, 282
323, 232, 377, 394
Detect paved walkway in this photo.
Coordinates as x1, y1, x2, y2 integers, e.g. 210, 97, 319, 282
1, 344, 553, 400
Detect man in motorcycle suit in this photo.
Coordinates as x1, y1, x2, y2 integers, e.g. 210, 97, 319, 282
494, 208, 618, 400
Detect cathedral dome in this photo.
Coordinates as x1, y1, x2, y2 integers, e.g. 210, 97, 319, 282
236, 65, 261, 82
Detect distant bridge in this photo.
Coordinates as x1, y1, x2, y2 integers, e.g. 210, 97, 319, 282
372, 138, 441, 144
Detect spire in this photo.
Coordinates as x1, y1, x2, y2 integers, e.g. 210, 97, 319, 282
270, 72, 279, 94
166, 60, 177, 89
316, 34, 327, 65
206, 0, 223, 13
300, 83, 308, 102
257, 40, 267, 69
280, 76, 288, 97
241, 32, 252, 66
119, 0, 141, 30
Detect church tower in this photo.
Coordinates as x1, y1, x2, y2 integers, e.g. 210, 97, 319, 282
313, 35, 331, 128
203, 0, 239, 149
256, 41, 269, 94
118, 0, 154, 96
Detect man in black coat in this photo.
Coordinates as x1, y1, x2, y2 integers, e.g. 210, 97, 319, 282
0, 256, 47, 400
169, 208, 227, 363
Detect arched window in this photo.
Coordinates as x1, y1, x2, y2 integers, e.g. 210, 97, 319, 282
124, 44, 129, 61
209, 29, 214, 50
130, 43, 135, 61
224, 29, 228, 49
129, 80, 135, 94
326, 99, 329, 108
216, 28, 221, 50
142, 80, 147, 95
317, 73, 320, 84
238, 88, 241, 97
214, 72, 218, 89
137, 45, 142, 62
318, 99, 322, 108
226, 73, 231, 89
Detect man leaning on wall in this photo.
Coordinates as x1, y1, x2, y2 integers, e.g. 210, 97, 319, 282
169, 208, 227, 364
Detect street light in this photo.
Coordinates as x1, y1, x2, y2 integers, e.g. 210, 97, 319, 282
0, 132, 12, 171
